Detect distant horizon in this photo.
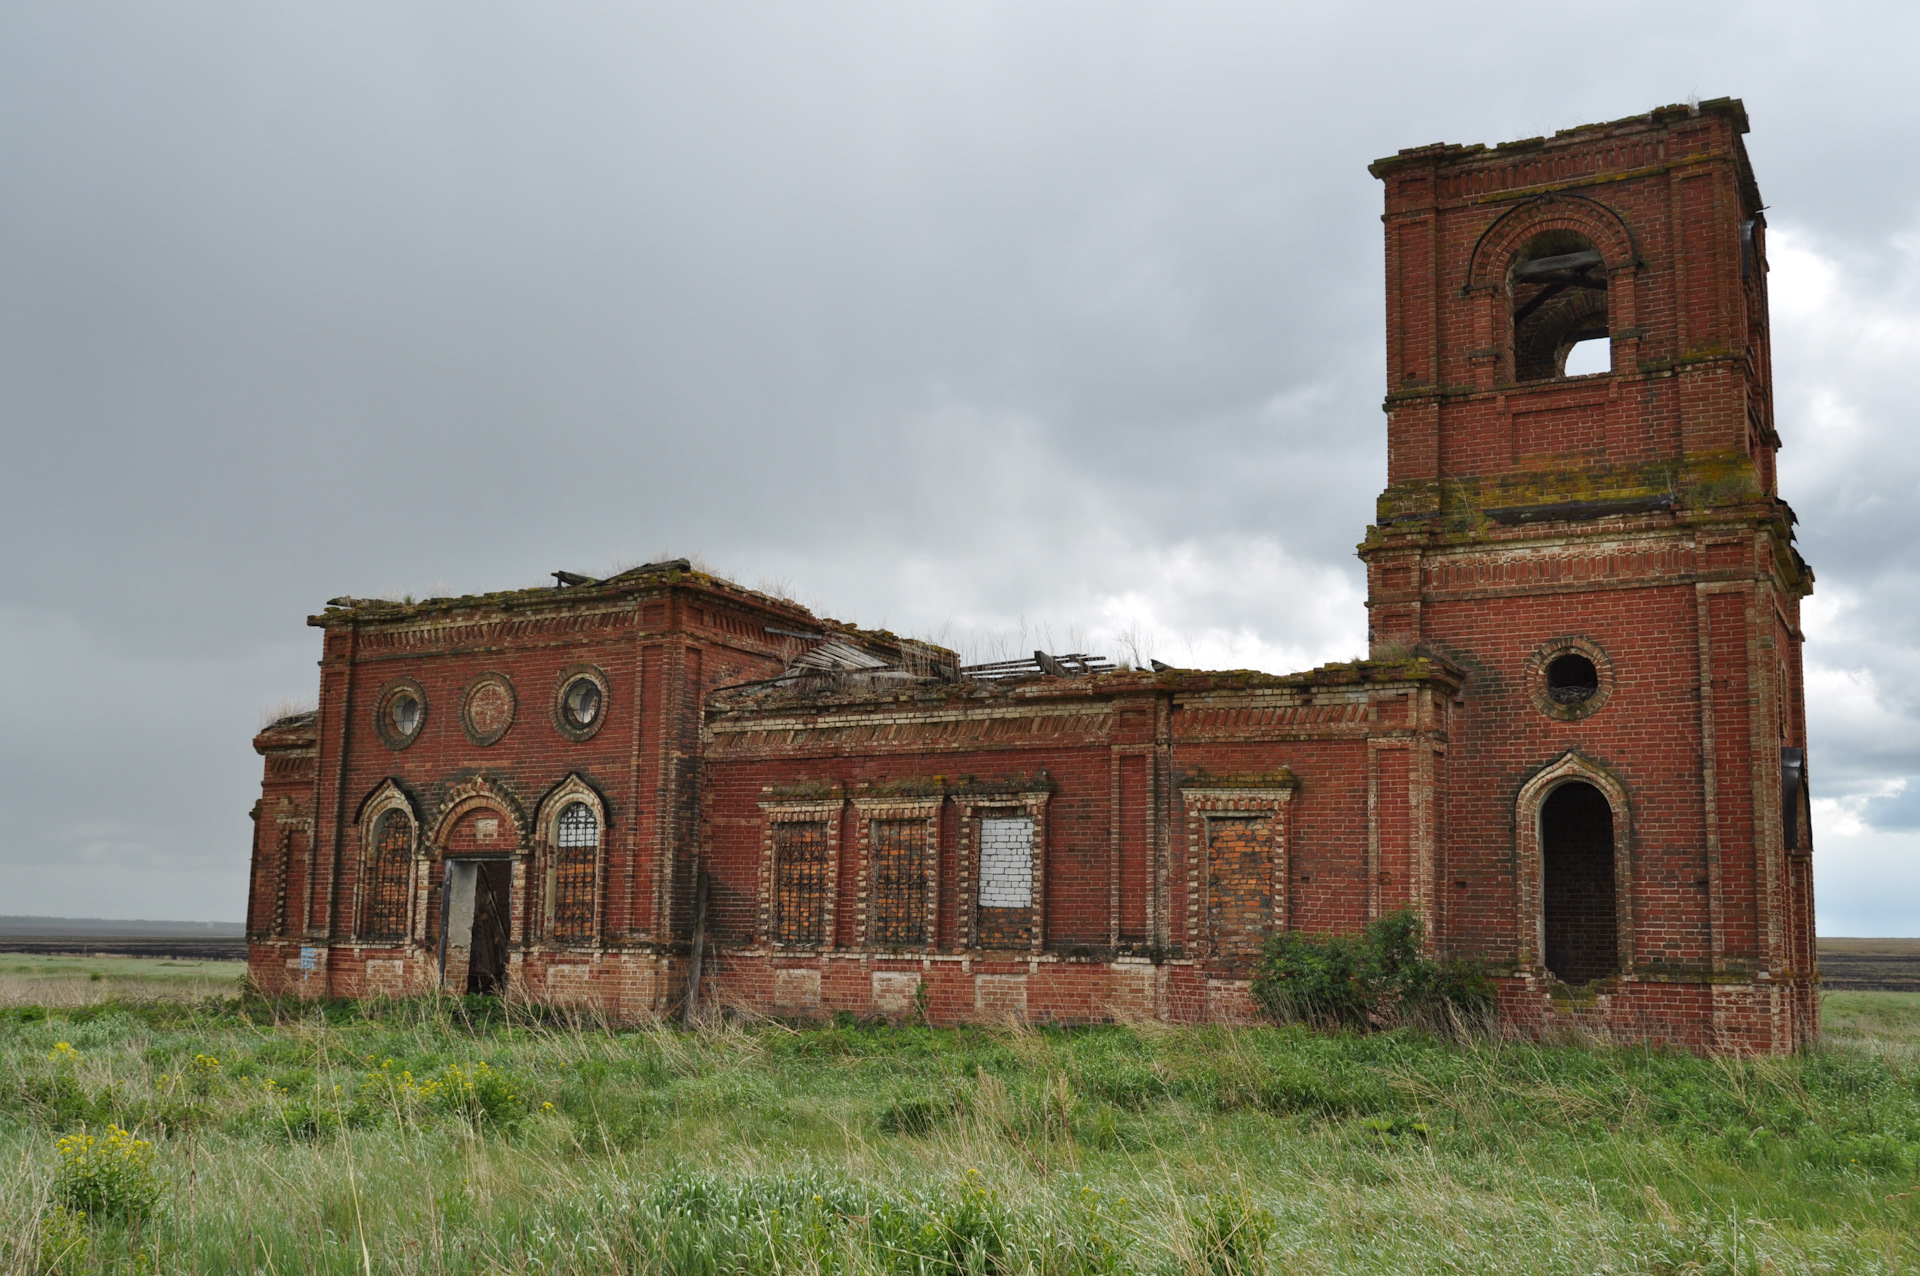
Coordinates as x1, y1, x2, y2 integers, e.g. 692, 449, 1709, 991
0, 915, 244, 934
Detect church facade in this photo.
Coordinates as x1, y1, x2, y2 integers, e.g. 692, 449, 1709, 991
248, 99, 1816, 1053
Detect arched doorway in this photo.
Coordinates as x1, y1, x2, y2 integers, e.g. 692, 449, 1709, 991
1541, 781, 1617, 984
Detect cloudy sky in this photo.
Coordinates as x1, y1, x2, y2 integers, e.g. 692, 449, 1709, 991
2, 2, 1916, 931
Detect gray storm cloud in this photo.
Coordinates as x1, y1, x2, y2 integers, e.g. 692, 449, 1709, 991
2, 2, 1918, 929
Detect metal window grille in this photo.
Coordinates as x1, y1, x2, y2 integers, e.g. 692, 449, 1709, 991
869, 819, 926, 947
553, 802, 598, 942
773, 821, 829, 946
367, 812, 412, 941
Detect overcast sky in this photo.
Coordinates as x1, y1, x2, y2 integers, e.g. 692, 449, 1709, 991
3, 2, 1916, 932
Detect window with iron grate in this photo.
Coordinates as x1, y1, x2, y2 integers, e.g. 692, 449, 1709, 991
773, 821, 830, 946
367, 811, 412, 941
553, 802, 598, 942
870, 819, 927, 947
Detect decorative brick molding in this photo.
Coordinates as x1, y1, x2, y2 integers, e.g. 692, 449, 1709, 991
427, 774, 529, 851
1514, 752, 1635, 977
1465, 193, 1640, 291
850, 796, 942, 951
460, 672, 517, 746
1179, 775, 1296, 962
756, 795, 845, 950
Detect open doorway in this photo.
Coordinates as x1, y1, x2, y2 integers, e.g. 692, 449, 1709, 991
442, 858, 513, 995
1541, 782, 1618, 984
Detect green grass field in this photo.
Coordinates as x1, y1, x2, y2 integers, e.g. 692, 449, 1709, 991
1, 990, 1916, 1274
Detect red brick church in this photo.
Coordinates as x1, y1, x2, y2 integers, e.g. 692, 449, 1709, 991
248, 99, 1816, 1052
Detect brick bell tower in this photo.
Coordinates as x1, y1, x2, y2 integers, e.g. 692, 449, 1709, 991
1362, 100, 1816, 1052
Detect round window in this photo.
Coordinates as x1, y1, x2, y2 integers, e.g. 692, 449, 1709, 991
552, 666, 610, 741
1526, 639, 1613, 722
375, 679, 428, 750
563, 678, 601, 728
391, 693, 422, 735
1546, 653, 1599, 705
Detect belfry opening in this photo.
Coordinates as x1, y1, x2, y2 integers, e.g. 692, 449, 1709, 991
1510, 231, 1610, 380
1541, 782, 1618, 985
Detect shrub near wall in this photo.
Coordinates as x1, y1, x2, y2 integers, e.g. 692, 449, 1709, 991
1250, 910, 1494, 1031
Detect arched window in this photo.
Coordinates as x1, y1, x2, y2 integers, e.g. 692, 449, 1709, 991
552, 801, 599, 942
1541, 782, 1617, 983
1510, 232, 1610, 380
367, 810, 413, 941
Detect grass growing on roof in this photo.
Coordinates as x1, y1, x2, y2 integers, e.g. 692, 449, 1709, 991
0, 991, 1914, 1273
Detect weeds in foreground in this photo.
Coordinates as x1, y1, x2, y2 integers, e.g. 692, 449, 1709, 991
0, 991, 1912, 1273
50, 1125, 160, 1221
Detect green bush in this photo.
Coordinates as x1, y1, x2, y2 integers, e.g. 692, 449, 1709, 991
1249, 909, 1493, 1032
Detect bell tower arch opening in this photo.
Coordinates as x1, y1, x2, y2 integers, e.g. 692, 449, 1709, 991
1509, 230, 1610, 380
1540, 781, 1618, 984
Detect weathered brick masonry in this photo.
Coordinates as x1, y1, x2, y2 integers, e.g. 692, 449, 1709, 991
248, 99, 1815, 1053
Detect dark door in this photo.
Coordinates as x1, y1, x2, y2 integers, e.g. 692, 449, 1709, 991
467, 860, 513, 994
1542, 782, 1617, 984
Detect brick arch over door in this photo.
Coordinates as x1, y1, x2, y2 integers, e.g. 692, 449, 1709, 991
1513, 753, 1635, 977
426, 775, 528, 851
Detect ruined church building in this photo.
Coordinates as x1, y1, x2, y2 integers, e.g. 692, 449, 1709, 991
249, 100, 1816, 1053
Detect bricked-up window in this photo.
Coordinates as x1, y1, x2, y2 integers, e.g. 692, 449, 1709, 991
1511, 232, 1609, 381
552, 802, 598, 942
977, 815, 1033, 948
367, 811, 412, 942
773, 821, 831, 946
1207, 817, 1272, 961
870, 820, 928, 947
1541, 782, 1617, 984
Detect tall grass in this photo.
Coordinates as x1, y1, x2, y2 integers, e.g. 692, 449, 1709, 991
0, 992, 1916, 1273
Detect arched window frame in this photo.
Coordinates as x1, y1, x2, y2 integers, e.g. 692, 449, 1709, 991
1463, 194, 1640, 388
356, 780, 421, 944
1514, 752, 1635, 977
536, 774, 608, 945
